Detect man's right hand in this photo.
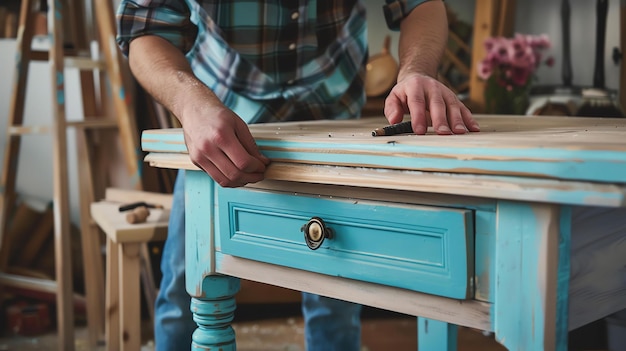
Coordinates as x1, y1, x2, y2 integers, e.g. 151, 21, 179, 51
181, 104, 270, 188
128, 35, 270, 188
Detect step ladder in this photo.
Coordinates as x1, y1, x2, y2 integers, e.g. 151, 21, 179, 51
0, 0, 143, 349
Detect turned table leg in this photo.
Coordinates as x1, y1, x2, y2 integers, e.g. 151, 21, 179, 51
191, 275, 240, 350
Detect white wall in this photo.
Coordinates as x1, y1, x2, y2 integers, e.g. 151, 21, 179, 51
516, 0, 621, 90
0, 0, 624, 225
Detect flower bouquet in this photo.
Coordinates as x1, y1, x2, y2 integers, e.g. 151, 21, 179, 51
477, 34, 553, 115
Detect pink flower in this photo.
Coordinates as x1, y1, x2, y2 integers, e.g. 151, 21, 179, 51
477, 60, 492, 80
478, 33, 552, 88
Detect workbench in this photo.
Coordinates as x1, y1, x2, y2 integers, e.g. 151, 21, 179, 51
141, 115, 626, 351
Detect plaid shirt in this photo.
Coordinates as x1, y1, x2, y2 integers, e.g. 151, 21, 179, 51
117, 0, 426, 123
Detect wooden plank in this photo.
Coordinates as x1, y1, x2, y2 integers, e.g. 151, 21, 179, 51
0, 272, 86, 306
7, 119, 128, 135
49, 0, 75, 347
118, 243, 142, 351
568, 206, 626, 329
76, 130, 106, 346
260, 163, 625, 207
143, 115, 626, 154
141, 115, 626, 185
143, 155, 626, 207
63, 57, 106, 70
105, 238, 120, 351
217, 254, 492, 331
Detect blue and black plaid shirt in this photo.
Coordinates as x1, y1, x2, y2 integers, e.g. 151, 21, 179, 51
116, 0, 425, 123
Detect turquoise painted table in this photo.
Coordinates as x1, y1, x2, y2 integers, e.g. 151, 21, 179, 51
141, 115, 626, 351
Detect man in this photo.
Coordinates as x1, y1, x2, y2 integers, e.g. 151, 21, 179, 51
116, 0, 479, 350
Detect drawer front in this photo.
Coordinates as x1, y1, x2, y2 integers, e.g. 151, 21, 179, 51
218, 188, 474, 299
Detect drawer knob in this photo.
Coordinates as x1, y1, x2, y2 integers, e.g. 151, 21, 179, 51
301, 217, 333, 250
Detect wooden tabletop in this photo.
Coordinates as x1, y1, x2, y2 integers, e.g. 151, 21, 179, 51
141, 115, 626, 206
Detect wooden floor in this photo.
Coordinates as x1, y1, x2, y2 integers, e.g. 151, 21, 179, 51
0, 303, 613, 351
0, 304, 507, 351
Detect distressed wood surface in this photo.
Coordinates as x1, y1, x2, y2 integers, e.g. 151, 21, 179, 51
568, 206, 626, 329
142, 115, 626, 185
143, 155, 626, 207
216, 254, 492, 331
494, 202, 568, 350
143, 115, 626, 351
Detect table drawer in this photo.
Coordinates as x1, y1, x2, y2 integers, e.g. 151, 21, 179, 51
218, 187, 474, 299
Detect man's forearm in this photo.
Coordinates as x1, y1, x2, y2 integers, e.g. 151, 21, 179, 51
128, 35, 223, 124
397, 0, 448, 81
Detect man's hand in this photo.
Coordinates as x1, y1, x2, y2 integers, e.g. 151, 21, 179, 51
182, 105, 270, 188
384, 72, 480, 135
389, 0, 480, 135
128, 35, 269, 188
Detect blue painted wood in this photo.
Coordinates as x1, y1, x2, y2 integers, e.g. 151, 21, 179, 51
259, 146, 626, 184
140, 116, 625, 351
184, 171, 244, 350
493, 201, 571, 351
418, 317, 457, 351
190, 275, 240, 351
217, 187, 474, 299
185, 170, 217, 297
473, 209, 497, 302
140, 115, 626, 184
555, 206, 571, 349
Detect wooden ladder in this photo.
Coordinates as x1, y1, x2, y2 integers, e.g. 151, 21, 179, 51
0, 0, 142, 349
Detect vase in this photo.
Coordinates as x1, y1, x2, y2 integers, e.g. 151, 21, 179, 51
484, 77, 531, 115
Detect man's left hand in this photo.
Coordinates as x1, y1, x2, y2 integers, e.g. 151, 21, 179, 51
383, 72, 480, 135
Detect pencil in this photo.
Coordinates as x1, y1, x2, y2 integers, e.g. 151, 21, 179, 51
371, 121, 413, 136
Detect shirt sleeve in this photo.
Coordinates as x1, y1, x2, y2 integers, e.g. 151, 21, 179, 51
116, 0, 198, 57
382, 0, 430, 31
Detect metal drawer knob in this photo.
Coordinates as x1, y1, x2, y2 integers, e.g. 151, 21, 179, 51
301, 217, 333, 250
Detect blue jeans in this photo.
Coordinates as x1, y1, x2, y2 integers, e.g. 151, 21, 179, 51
154, 170, 362, 351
